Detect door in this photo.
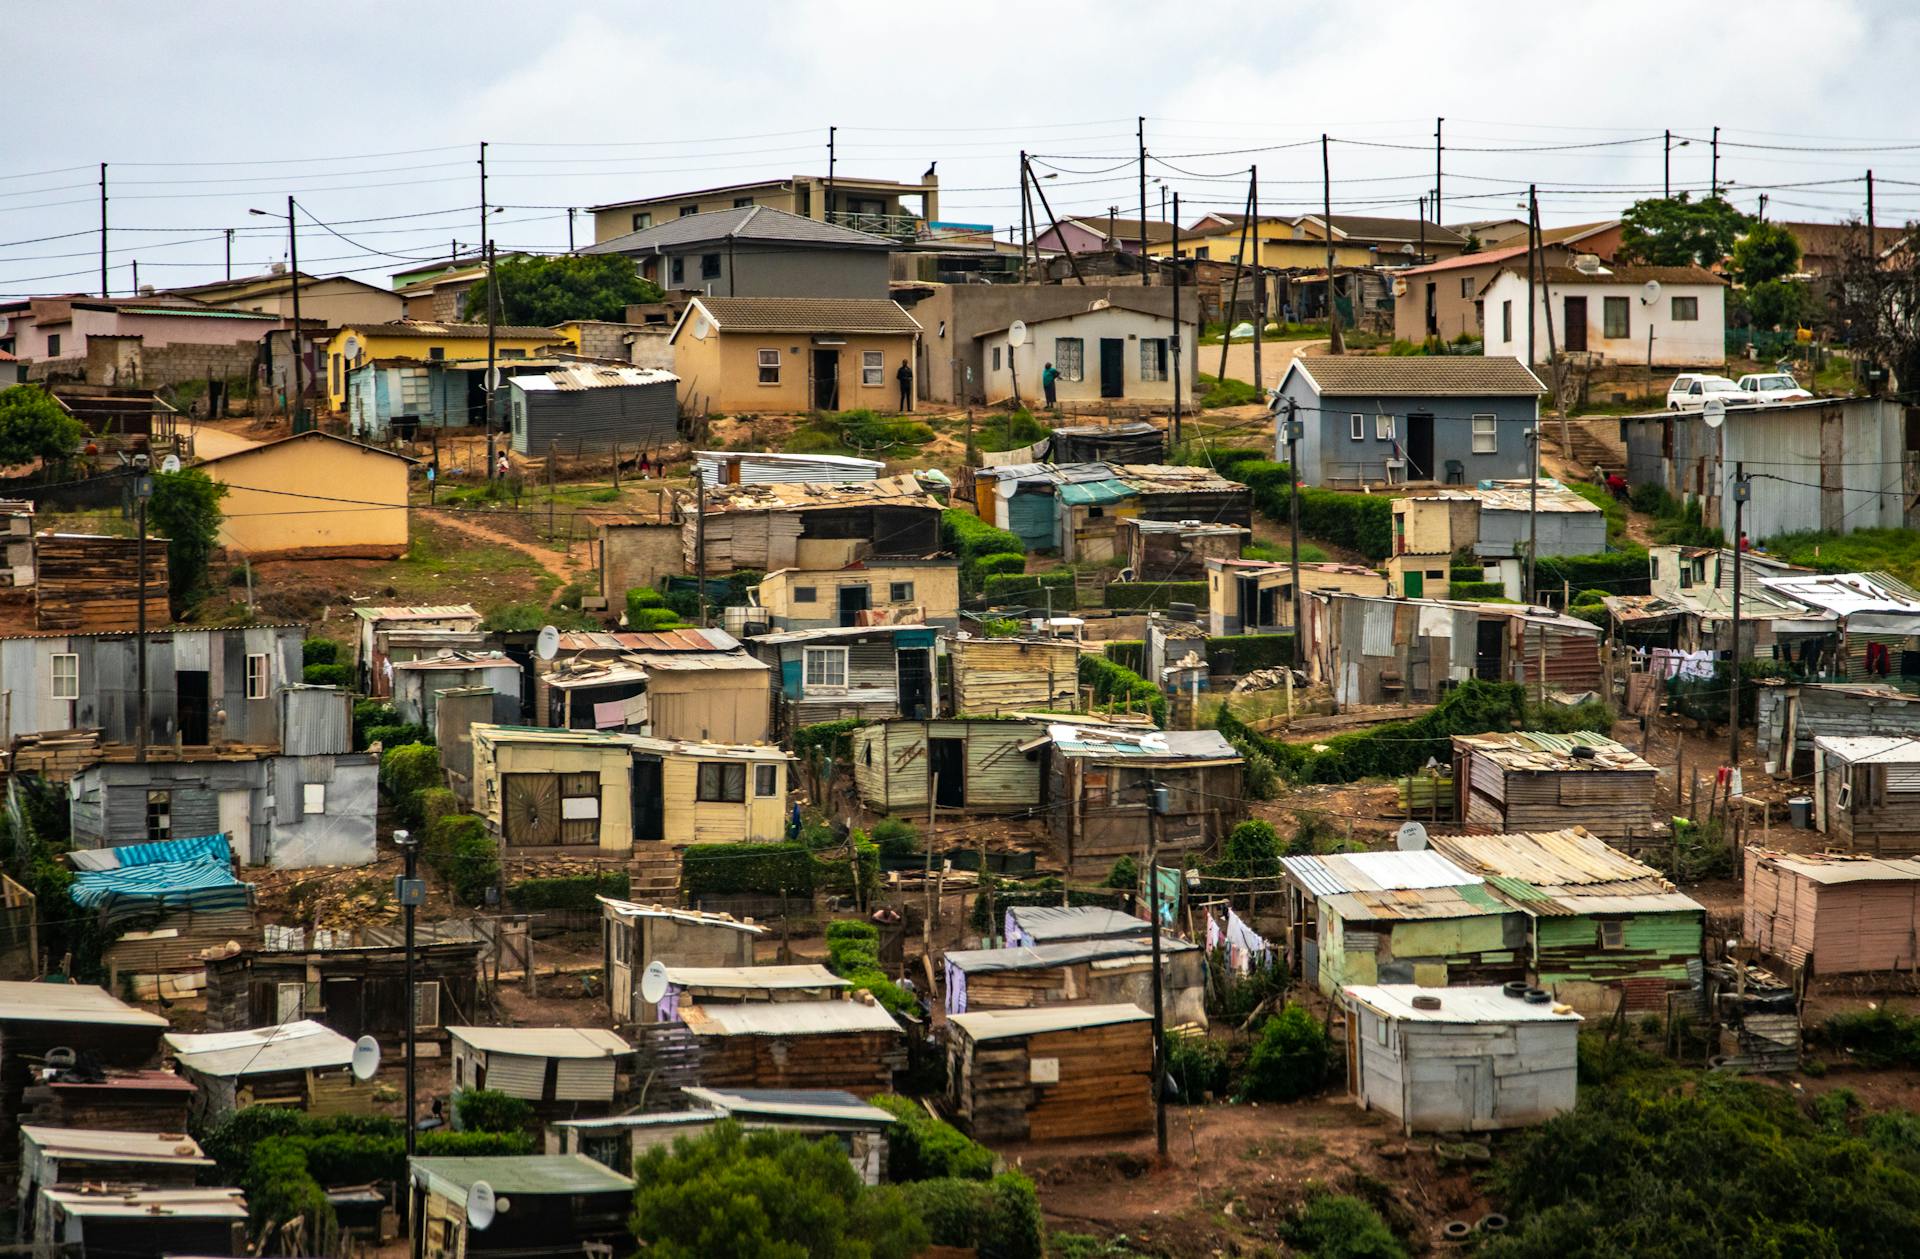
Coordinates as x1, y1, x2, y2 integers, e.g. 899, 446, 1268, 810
812, 349, 840, 410
501, 773, 561, 845
1405, 413, 1435, 480
323, 977, 365, 1038
1474, 618, 1506, 681
218, 790, 252, 864
897, 648, 931, 720
177, 670, 210, 745
631, 758, 664, 842
1099, 338, 1124, 398
929, 737, 965, 809
1404, 569, 1424, 598
1424, 283, 1438, 336
836, 584, 870, 627
1563, 296, 1588, 352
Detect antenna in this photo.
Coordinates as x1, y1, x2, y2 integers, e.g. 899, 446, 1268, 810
341, 334, 362, 361
535, 625, 560, 661
640, 960, 671, 1005
159, 454, 181, 474
350, 1035, 380, 1081
466, 1180, 496, 1231
1395, 821, 1429, 851
1702, 398, 1727, 429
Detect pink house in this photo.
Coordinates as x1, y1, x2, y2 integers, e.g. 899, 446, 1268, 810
1031, 215, 1173, 256
0, 297, 280, 361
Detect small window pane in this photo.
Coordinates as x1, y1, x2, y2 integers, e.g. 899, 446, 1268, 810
804, 647, 847, 688
1139, 338, 1168, 382
1472, 414, 1497, 454
303, 783, 326, 814
755, 764, 778, 797
793, 586, 817, 603
697, 762, 746, 802
757, 349, 780, 385
1054, 338, 1084, 382
51, 653, 79, 700
1671, 295, 1699, 321
1350, 413, 1364, 441
1603, 296, 1630, 338
889, 581, 914, 601
862, 350, 884, 387
1375, 413, 1394, 440
246, 653, 270, 700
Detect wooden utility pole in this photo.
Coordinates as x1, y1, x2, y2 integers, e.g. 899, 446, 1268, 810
478, 141, 489, 259
1251, 165, 1263, 393
1145, 784, 1169, 1159
1218, 174, 1256, 382
1710, 125, 1720, 198
1028, 155, 1085, 285
695, 476, 708, 626
287, 196, 302, 427
1433, 117, 1444, 226
1868, 169, 1877, 258
1730, 462, 1748, 772
1285, 400, 1304, 667
1138, 116, 1150, 284
1526, 187, 1539, 605
924, 773, 938, 945
827, 126, 837, 221
98, 164, 108, 299
1171, 193, 1183, 448
1322, 135, 1344, 353
485, 239, 498, 475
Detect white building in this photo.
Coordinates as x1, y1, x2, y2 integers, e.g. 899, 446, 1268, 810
975, 300, 1198, 406
1479, 261, 1726, 367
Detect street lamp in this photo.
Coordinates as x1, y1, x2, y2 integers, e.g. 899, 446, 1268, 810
393, 829, 423, 1156
1664, 134, 1690, 199
248, 198, 303, 426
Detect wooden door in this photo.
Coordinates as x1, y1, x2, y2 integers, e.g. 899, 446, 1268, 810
558, 771, 601, 845
501, 773, 561, 845
1563, 297, 1588, 352
1099, 339, 1125, 398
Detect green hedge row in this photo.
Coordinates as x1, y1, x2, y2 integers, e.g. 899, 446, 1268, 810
1103, 640, 1146, 673
1450, 579, 1506, 600
506, 870, 629, 912
793, 718, 865, 764
1206, 634, 1295, 672
943, 509, 1028, 594
1079, 653, 1165, 724
683, 841, 879, 900
982, 569, 1078, 610
1104, 581, 1207, 611
1222, 460, 1394, 559
1535, 548, 1651, 597
825, 920, 915, 1015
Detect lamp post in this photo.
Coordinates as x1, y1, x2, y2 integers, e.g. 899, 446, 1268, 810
134, 472, 152, 763
248, 199, 303, 426
1664, 133, 1690, 199
393, 829, 423, 1156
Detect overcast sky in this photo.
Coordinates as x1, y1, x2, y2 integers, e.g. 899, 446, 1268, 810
7, 0, 1920, 295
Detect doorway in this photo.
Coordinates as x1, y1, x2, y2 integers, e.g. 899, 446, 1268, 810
812, 349, 840, 410
1474, 619, 1506, 681
1424, 283, 1438, 337
1563, 296, 1588, 352
1099, 339, 1124, 398
929, 737, 965, 809
177, 670, 210, 745
631, 758, 664, 842
897, 648, 931, 719
219, 790, 252, 864
836, 584, 870, 627
1405, 412, 1435, 480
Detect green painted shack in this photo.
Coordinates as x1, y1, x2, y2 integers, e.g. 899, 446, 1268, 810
850, 719, 1042, 814
1431, 827, 1704, 1018
1280, 850, 1528, 999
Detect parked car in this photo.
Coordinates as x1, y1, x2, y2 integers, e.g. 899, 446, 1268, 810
1666, 374, 1755, 410
1736, 372, 1814, 403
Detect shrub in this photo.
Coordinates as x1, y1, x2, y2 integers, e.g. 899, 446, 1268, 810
982, 569, 1078, 610
302, 638, 340, 665
1102, 639, 1146, 673
827, 919, 915, 1015
379, 742, 441, 827
1197, 374, 1262, 407
1241, 1004, 1331, 1101
870, 1094, 997, 1182
1103, 581, 1207, 611
1450, 578, 1505, 600
1233, 739, 1279, 799
445, 826, 502, 906
1165, 1031, 1230, 1102
418, 786, 458, 833
1216, 818, 1281, 878
1535, 548, 1651, 597
1205, 634, 1295, 674
351, 700, 397, 748
1080, 652, 1164, 724
943, 509, 1029, 593
978, 408, 1049, 453
629, 606, 686, 631
1287, 1193, 1407, 1259
506, 870, 629, 911
454, 1088, 534, 1134
364, 722, 432, 749
1822, 1007, 1920, 1068
870, 817, 920, 858
302, 661, 349, 686
682, 842, 816, 896
974, 552, 1027, 579
1104, 854, 1139, 889
792, 718, 865, 765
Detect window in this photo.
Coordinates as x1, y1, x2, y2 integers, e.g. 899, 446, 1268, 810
1140, 337, 1169, 382
331, 355, 341, 395
632, 211, 653, 231
697, 762, 747, 802
991, 346, 1002, 371
733, 197, 755, 208
1603, 295, 1630, 338
678, 204, 699, 218
499, 348, 525, 359
793, 585, 817, 603
1678, 564, 1693, 589
1598, 920, 1625, 950
1501, 299, 1513, 342
803, 646, 848, 688
427, 346, 445, 361
276, 982, 305, 1022
1672, 295, 1699, 321
862, 350, 884, 387
670, 257, 685, 285
757, 348, 780, 385
302, 783, 326, 815
700, 253, 721, 279
246, 653, 270, 700
46, 334, 59, 357
1460, 276, 1473, 299
1194, 246, 1210, 260
890, 581, 914, 602
414, 981, 441, 1030
1472, 414, 1498, 454
755, 764, 779, 797
1650, 555, 1660, 580
1375, 412, 1395, 440
146, 790, 172, 843
51, 652, 78, 699
1054, 337, 1085, 382
1350, 413, 1365, 441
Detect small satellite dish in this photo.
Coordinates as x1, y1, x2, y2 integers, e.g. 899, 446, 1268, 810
487, 367, 504, 391
1702, 398, 1727, 429
1007, 320, 1028, 348
535, 625, 560, 661
1396, 821, 1429, 852
0, 315, 11, 335
341, 334, 362, 361
640, 960, 671, 1005
350, 1035, 380, 1081
691, 315, 711, 340
466, 1180, 497, 1231
159, 454, 182, 474
1641, 279, 1662, 305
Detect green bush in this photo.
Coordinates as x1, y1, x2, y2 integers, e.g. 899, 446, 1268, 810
870, 817, 920, 858
364, 722, 432, 749
505, 870, 625, 911
1206, 633, 1295, 673
454, 1088, 534, 1134
1165, 1031, 1230, 1102
974, 552, 1027, 579
943, 509, 1029, 593
1241, 1004, 1331, 1101
418, 786, 458, 834
1218, 460, 1396, 559
379, 742, 441, 827
1287, 1193, 1407, 1259
351, 700, 397, 748
1232, 737, 1280, 799
1535, 548, 1651, 597
1450, 578, 1505, 600
978, 408, 1049, 453
870, 1094, 997, 1182
982, 568, 1078, 610
1104, 854, 1139, 890
1822, 1007, 1920, 1068
302, 661, 349, 686
630, 606, 686, 631
1215, 818, 1281, 877
302, 638, 340, 665
1079, 653, 1165, 724
421, 813, 498, 904
826, 919, 915, 1015
682, 842, 817, 896
1103, 581, 1206, 611
1197, 374, 1262, 407
793, 718, 865, 765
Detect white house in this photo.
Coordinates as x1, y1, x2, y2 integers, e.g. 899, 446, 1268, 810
975, 300, 1198, 407
1479, 261, 1726, 367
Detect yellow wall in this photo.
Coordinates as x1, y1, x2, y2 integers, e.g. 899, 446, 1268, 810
478, 739, 635, 853
323, 326, 557, 410
659, 755, 787, 845
1147, 227, 1376, 270
671, 325, 917, 414
760, 564, 960, 627
206, 436, 410, 556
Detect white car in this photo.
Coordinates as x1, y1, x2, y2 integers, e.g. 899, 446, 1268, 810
1666, 374, 1755, 410
1736, 372, 1814, 403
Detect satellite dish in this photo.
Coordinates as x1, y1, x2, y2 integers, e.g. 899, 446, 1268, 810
535, 625, 560, 661
159, 454, 181, 474
341, 334, 362, 361
1007, 320, 1028, 348
350, 1035, 380, 1081
466, 1181, 497, 1231
640, 960, 671, 1005
0, 315, 11, 335
1396, 821, 1429, 852
1702, 398, 1727, 429
1641, 279, 1662, 305
691, 315, 710, 340
487, 367, 504, 391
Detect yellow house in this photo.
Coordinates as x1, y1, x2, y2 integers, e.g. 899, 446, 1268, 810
629, 735, 788, 847
1147, 213, 1463, 269
323, 321, 562, 411
1205, 556, 1387, 634
668, 296, 920, 414
758, 560, 960, 630
196, 430, 416, 558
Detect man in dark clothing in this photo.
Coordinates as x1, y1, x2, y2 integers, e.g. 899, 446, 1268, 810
896, 360, 913, 413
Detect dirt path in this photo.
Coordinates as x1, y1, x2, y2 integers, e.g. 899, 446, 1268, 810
1218, 339, 1328, 389
424, 508, 588, 581
187, 422, 263, 460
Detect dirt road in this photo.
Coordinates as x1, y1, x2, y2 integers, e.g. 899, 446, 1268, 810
425, 508, 588, 581
1216, 339, 1328, 390
188, 422, 263, 460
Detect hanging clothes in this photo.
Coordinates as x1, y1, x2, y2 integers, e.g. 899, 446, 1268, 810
1224, 908, 1272, 975
1867, 641, 1893, 676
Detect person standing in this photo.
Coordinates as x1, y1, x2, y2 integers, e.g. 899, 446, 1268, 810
896, 359, 913, 413
1042, 361, 1059, 410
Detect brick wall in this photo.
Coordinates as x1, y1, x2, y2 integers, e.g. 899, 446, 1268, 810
24, 342, 258, 389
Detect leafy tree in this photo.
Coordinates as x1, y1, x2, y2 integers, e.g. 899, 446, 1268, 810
0, 384, 83, 470
1745, 278, 1808, 332
1618, 194, 1751, 267
1833, 217, 1920, 389
1730, 219, 1802, 286
460, 253, 663, 326
630, 1121, 928, 1259
1216, 818, 1281, 878
1241, 1004, 1331, 1101
146, 468, 227, 615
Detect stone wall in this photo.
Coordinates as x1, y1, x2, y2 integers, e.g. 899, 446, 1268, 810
26, 340, 258, 390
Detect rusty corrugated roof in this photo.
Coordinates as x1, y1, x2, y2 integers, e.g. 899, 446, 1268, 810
557, 628, 741, 652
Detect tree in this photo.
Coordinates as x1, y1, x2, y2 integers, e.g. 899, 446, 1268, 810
0, 384, 83, 471
460, 253, 663, 326
1730, 220, 1802, 286
1833, 218, 1920, 389
1618, 194, 1752, 267
630, 1122, 928, 1259
146, 468, 227, 615
1744, 279, 1808, 332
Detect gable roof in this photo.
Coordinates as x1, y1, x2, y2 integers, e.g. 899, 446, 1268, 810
194, 428, 422, 467
333, 320, 560, 342
1428, 827, 1700, 916
1058, 216, 1175, 245
676, 296, 920, 339
1520, 264, 1724, 288
581, 204, 893, 255
166, 1020, 357, 1076
1282, 354, 1546, 397
975, 294, 1186, 339
1298, 214, 1467, 248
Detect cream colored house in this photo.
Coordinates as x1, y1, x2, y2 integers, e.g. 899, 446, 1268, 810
758, 561, 959, 630
627, 735, 788, 847
166, 271, 405, 327
197, 431, 416, 558
667, 296, 920, 414
975, 301, 1197, 407
1205, 557, 1387, 635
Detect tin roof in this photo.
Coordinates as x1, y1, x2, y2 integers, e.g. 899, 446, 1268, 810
658, 964, 847, 991
624, 735, 788, 761
1428, 828, 1699, 917
1401, 481, 1600, 514
750, 623, 932, 645
43, 1186, 247, 1220
1757, 571, 1920, 619
390, 651, 519, 672
447, 1026, 631, 1058
549, 1110, 724, 1132
682, 998, 901, 1037
1452, 730, 1653, 773
351, 604, 482, 623
1344, 984, 1584, 1024
512, 363, 679, 391
20, 1127, 210, 1166
683, 296, 921, 336
165, 1020, 356, 1076
1056, 477, 1135, 506
950, 1003, 1151, 1041
1813, 735, 1920, 763
683, 1086, 895, 1125
1044, 724, 1239, 762
583, 204, 895, 254
1751, 848, 1920, 885
336, 321, 561, 341
1282, 850, 1482, 897
1006, 905, 1151, 943
697, 475, 940, 515
597, 896, 768, 934
412, 1154, 634, 1198
557, 628, 741, 652
944, 936, 1198, 973
693, 450, 885, 471
0, 981, 167, 1028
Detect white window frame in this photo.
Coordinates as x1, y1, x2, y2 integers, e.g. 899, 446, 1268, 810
992, 346, 1002, 371
755, 764, 779, 797
1598, 920, 1625, 950
889, 581, 914, 602
803, 646, 849, 690
861, 350, 884, 387
1054, 338, 1085, 382
1375, 412, 1395, 441
51, 652, 78, 700
276, 982, 305, 1022
757, 348, 781, 385
1471, 414, 1498, 454
1139, 338, 1168, 383
1460, 276, 1473, 299
1350, 413, 1365, 441
1671, 295, 1699, 322
246, 653, 270, 700
302, 783, 326, 815
414, 981, 442, 1031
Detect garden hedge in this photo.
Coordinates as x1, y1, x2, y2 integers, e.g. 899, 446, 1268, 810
1217, 460, 1395, 559
506, 870, 629, 912
302, 662, 349, 686
943, 510, 1028, 593
1535, 548, 1651, 597
1450, 579, 1505, 600
682, 842, 817, 896
1205, 634, 1295, 673
982, 569, 1078, 610
1103, 640, 1146, 673
1079, 653, 1165, 723
1104, 581, 1207, 611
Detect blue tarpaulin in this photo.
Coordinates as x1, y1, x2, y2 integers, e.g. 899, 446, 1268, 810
70, 834, 250, 925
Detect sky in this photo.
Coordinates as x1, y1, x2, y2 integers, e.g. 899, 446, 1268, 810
8, 0, 1920, 296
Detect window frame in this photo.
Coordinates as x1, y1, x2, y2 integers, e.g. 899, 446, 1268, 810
803, 646, 849, 690
1671, 295, 1699, 322
1139, 337, 1169, 383
1460, 276, 1473, 299
757, 348, 781, 385
670, 257, 685, 285
699, 253, 722, 280
678, 205, 699, 218
302, 783, 326, 815
1598, 920, 1626, 950
1603, 295, 1630, 339
861, 350, 885, 387
889, 580, 914, 602
1350, 413, 1365, 441
992, 346, 1002, 372
632, 212, 652, 231
1375, 412, 1395, 441
1501, 299, 1513, 342
1471, 414, 1498, 454
245, 653, 270, 701
46, 334, 59, 358
696, 761, 748, 803
792, 585, 817, 604
51, 652, 79, 700
1053, 337, 1085, 382
754, 764, 779, 797
146, 789, 172, 843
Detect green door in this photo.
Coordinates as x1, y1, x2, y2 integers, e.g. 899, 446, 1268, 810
1404, 569, 1424, 598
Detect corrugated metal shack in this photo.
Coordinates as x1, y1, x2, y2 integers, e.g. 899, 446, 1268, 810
32, 534, 169, 633
1812, 735, 1920, 855
0, 983, 167, 1168
165, 1019, 368, 1126
680, 998, 906, 1096
946, 1004, 1152, 1143
942, 936, 1207, 1028
1050, 421, 1165, 464
1757, 682, 1920, 778
40, 1185, 248, 1259
948, 638, 1080, 715
546, 1090, 893, 1184
1744, 847, 1920, 974
1005, 905, 1151, 947
201, 941, 482, 1041
1119, 518, 1247, 582
694, 450, 883, 487
1452, 732, 1657, 840
1755, 571, 1920, 686
1344, 984, 1581, 1135
351, 604, 484, 698
68, 833, 254, 998
507, 363, 681, 455
645, 964, 850, 1024
410, 1154, 633, 1259
1430, 828, 1704, 1016
1043, 724, 1244, 880
599, 898, 765, 1026
16, 1068, 194, 1136
1306, 593, 1603, 707
752, 624, 938, 724
391, 652, 523, 728
449, 1026, 631, 1121
684, 476, 944, 573
18, 1127, 211, 1244
1281, 850, 1526, 998
850, 719, 1041, 814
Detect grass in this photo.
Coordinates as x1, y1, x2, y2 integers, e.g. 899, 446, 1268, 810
1765, 527, 1920, 585
1243, 541, 1330, 563
1197, 374, 1264, 408
374, 518, 561, 611
786, 408, 935, 456
1564, 478, 1629, 546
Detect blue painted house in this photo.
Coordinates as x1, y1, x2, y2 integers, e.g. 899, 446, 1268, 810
345, 358, 557, 440
1274, 356, 1545, 488
748, 624, 938, 723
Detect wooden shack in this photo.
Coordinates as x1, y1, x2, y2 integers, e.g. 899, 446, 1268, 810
850, 719, 1041, 814
18, 1068, 195, 1135
645, 963, 850, 1024
164, 1020, 370, 1126
448, 1026, 631, 1121
32, 533, 168, 632
946, 1004, 1152, 1143
1343, 984, 1581, 1135
600, 898, 766, 1026
1306, 593, 1603, 706
1003, 905, 1151, 947
18, 1128, 213, 1246
351, 603, 484, 697
1744, 847, 1920, 974
942, 936, 1207, 1028
39, 1186, 248, 1258
0, 983, 167, 1166
201, 941, 483, 1041
1452, 732, 1657, 841
1042, 724, 1245, 880
1757, 682, 1920, 779
751, 624, 939, 724
1813, 735, 1920, 855
1119, 518, 1247, 582
547, 1088, 894, 1183
685, 475, 944, 573
680, 998, 905, 1096
948, 638, 1080, 715
410, 1154, 633, 1259
67, 832, 255, 999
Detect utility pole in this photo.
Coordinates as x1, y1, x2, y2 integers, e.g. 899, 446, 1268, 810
1729, 463, 1748, 772
224, 229, 233, 281
1219, 177, 1255, 381
826, 127, 837, 223
397, 830, 420, 1157
1028, 154, 1084, 285
1868, 170, 1877, 258
478, 142, 489, 259
134, 475, 151, 763
1322, 135, 1343, 353
566, 207, 576, 253
1710, 126, 1720, 199
485, 239, 498, 475
1171, 193, 1183, 449
695, 476, 708, 626
131, 260, 138, 296
287, 196, 302, 427
1137, 116, 1149, 285
98, 163, 107, 299
1664, 130, 1672, 199
1526, 187, 1539, 605
1758, 193, 1769, 222
1145, 783, 1169, 1160
1284, 399, 1304, 667
1251, 165, 1263, 393
1433, 117, 1444, 227
1418, 195, 1427, 265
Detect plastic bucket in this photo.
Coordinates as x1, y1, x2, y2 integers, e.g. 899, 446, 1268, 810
1788, 796, 1813, 829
